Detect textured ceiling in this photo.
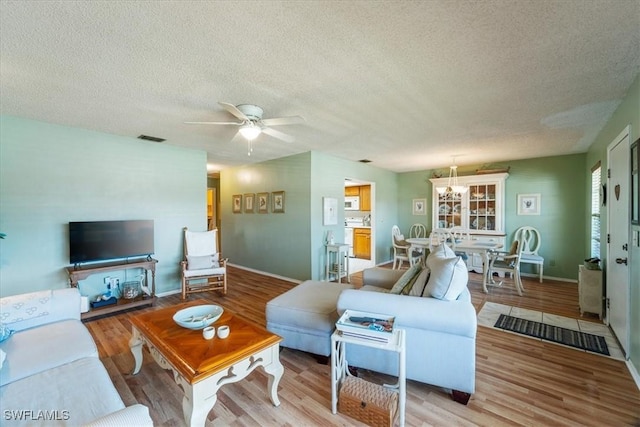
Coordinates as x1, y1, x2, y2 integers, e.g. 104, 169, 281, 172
1, 1, 638, 173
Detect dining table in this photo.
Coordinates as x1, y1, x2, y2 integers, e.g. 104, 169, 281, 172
405, 237, 503, 293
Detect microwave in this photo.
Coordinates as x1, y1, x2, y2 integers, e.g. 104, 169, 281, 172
345, 196, 360, 210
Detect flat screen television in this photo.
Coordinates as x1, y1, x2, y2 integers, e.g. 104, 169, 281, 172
69, 220, 154, 264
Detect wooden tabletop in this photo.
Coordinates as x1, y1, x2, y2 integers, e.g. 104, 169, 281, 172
130, 299, 282, 383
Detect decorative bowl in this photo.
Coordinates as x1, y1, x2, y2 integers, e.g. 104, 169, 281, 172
173, 305, 224, 330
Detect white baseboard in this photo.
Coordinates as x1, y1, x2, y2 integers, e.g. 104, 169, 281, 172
156, 289, 181, 298
519, 272, 577, 283
227, 263, 302, 284
628, 359, 640, 391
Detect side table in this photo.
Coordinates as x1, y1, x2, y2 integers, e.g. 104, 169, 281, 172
325, 243, 350, 283
331, 328, 406, 426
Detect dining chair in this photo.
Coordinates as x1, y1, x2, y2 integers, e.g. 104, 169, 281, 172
409, 223, 427, 238
428, 228, 450, 249
409, 223, 428, 263
514, 226, 544, 282
180, 227, 228, 299
449, 226, 471, 264
487, 239, 524, 295
391, 225, 410, 269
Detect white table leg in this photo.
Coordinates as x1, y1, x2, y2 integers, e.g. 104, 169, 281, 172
183, 382, 217, 427
398, 330, 406, 427
129, 327, 143, 374
263, 346, 284, 406
481, 250, 489, 293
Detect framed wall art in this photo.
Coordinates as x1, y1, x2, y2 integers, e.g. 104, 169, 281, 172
244, 193, 255, 213
517, 193, 541, 215
412, 198, 427, 215
257, 192, 269, 213
272, 191, 285, 213
232, 194, 242, 213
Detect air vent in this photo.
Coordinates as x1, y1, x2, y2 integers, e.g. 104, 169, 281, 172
137, 134, 165, 142
358, 159, 372, 163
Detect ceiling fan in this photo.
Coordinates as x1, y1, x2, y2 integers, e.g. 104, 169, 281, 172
185, 102, 305, 155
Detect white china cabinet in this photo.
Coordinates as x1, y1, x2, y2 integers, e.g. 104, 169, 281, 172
429, 172, 509, 272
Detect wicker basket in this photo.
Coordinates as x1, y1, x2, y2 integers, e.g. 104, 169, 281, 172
338, 376, 398, 427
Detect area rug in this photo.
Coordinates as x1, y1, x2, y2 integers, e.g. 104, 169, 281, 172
494, 314, 610, 356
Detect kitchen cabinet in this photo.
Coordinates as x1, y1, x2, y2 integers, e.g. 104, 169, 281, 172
359, 185, 371, 211
353, 228, 371, 259
345, 186, 360, 196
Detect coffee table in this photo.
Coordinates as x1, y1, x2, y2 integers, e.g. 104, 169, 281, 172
129, 300, 284, 427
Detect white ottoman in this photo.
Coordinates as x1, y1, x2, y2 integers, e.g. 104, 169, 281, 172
266, 280, 353, 356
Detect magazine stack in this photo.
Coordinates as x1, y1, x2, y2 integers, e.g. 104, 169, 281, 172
336, 310, 395, 343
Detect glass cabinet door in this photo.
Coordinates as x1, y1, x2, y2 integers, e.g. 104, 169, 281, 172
436, 192, 463, 228
468, 184, 497, 231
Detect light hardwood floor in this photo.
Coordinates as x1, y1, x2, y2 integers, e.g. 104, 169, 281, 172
85, 266, 640, 426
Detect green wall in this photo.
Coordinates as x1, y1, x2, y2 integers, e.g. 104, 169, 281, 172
221, 151, 397, 281
586, 73, 639, 379
0, 115, 207, 298
397, 154, 587, 280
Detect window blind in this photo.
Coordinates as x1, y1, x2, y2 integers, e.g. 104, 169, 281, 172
591, 165, 601, 259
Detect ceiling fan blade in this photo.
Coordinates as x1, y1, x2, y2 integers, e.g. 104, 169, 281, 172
261, 116, 305, 126
184, 121, 243, 125
219, 102, 249, 121
262, 127, 294, 143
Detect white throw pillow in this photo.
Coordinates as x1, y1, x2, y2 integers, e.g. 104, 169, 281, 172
187, 253, 220, 270
425, 256, 468, 301
408, 267, 431, 297
426, 243, 456, 269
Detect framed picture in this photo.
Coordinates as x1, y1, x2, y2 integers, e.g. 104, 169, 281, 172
244, 193, 255, 213
323, 197, 338, 225
232, 194, 242, 213
517, 193, 541, 215
257, 192, 269, 213
412, 198, 427, 215
272, 191, 285, 213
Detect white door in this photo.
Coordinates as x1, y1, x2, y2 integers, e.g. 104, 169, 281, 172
607, 126, 631, 356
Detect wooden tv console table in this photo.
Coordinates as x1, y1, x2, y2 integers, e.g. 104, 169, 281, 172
66, 258, 158, 320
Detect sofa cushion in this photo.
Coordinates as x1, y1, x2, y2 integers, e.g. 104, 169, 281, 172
425, 256, 469, 301
389, 263, 422, 294
408, 267, 431, 297
266, 280, 353, 333
0, 319, 98, 387
1, 357, 125, 426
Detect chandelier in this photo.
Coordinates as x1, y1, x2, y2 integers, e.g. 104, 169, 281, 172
436, 160, 468, 195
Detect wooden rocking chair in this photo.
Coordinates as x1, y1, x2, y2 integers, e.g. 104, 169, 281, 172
180, 227, 227, 299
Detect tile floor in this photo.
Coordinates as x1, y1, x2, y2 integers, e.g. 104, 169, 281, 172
477, 302, 626, 360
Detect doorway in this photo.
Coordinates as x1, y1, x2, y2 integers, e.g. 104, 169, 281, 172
344, 179, 375, 274
607, 125, 631, 356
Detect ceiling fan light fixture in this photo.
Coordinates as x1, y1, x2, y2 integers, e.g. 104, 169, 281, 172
239, 123, 261, 141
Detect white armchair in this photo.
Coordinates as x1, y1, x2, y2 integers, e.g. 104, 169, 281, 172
180, 227, 227, 299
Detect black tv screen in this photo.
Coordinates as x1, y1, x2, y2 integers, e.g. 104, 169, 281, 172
69, 220, 154, 264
